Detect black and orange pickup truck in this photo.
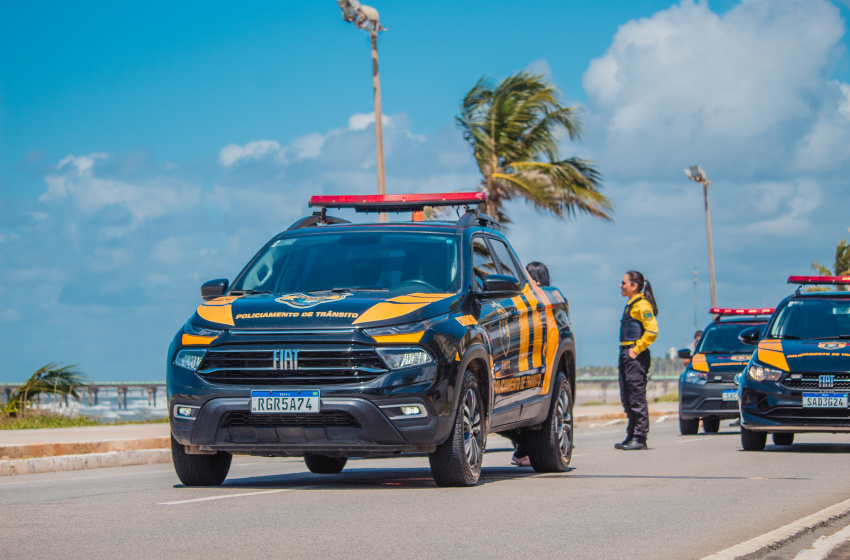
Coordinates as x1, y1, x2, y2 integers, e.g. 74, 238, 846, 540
167, 192, 576, 486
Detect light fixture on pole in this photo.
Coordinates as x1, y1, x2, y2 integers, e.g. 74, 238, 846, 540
685, 165, 717, 308
337, 0, 388, 222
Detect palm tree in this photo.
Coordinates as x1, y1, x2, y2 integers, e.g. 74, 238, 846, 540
812, 233, 850, 292
457, 71, 612, 225
2, 363, 87, 416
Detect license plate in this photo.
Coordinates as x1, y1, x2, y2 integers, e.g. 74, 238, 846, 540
250, 390, 320, 413
722, 390, 738, 402
802, 393, 848, 408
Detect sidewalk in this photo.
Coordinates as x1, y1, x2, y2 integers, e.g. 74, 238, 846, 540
0, 402, 680, 476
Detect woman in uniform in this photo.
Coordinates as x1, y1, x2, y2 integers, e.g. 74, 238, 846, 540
616, 270, 658, 450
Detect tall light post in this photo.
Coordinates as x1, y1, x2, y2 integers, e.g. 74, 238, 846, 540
685, 165, 717, 308
337, 0, 387, 222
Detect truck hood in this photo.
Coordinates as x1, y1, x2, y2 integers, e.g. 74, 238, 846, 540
756, 339, 850, 372
190, 292, 459, 330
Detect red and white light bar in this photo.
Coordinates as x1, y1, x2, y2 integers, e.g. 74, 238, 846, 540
788, 275, 850, 285
309, 192, 487, 213
710, 307, 775, 316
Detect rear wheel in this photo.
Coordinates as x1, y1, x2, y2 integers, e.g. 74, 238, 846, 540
772, 433, 794, 446
171, 436, 232, 486
679, 416, 699, 435
741, 427, 767, 451
304, 455, 348, 474
702, 416, 721, 433
527, 373, 573, 473
429, 369, 484, 487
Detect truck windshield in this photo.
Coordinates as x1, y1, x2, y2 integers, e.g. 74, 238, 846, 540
231, 231, 461, 295
768, 298, 850, 340
695, 322, 764, 354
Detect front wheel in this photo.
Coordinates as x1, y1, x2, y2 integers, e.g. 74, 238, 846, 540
741, 427, 767, 451
679, 416, 699, 435
304, 455, 348, 474
772, 433, 794, 446
171, 436, 232, 486
429, 369, 484, 487
527, 373, 573, 473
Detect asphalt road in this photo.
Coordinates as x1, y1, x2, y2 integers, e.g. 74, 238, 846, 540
3, 419, 850, 560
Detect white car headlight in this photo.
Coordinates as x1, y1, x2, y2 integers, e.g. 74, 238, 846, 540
364, 314, 448, 337
375, 347, 434, 370
684, 370, 707, 385
174, 349, 207, 371
747, 364, 783, 382
184, 323, 224, 337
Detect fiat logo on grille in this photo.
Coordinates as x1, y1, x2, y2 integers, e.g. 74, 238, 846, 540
819, 375, 835, 389
273, 349, 300, 370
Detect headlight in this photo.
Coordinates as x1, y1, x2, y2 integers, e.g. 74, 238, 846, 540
375, 347, 434, 370
684, 370, 707, 385
747, 364, 783, 381
174, 349, 207, 371
184, 323, 224, 337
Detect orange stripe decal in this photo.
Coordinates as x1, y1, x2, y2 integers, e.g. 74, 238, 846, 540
512, 294, 530, 371
757, 340, 789, 371
181, 334, 218, 346
353, 293, 453, 325
691, 353, 709, 372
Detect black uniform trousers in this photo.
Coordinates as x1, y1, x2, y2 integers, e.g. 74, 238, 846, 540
618, 347, 651, 440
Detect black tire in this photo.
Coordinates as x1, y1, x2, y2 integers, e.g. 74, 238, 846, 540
429, 369, 484, 487
171, 435, 232, 486
527, 373, 573, 473
304, 455, 348, 474
741, 427, 767, 451
679, 416, 699, 435
772, 432, 794, 446
702, 416, 721, 434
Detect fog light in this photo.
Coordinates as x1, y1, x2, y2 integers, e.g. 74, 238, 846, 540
174, 349, 207, 371
173, 404, 200, 419
400, 406, 421, 416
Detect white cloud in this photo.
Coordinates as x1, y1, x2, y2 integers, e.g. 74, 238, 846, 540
347, 112, 393, 130
583, 0, 847, 179
218, 140, 286, 167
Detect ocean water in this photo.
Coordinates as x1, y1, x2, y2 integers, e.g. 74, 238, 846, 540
25, 388, 168, 423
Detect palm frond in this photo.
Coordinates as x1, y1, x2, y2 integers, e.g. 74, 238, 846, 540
2, 363, 87, 416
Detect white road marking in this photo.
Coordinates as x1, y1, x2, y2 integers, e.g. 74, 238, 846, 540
702, 497, 850, 560
159, 488, 291, 505
676, 438, 705, 444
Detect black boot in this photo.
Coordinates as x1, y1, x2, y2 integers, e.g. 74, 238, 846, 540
614, 436, 632, 450
619, 438, 648, 450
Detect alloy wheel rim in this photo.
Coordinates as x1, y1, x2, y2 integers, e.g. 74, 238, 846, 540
462, 388, 482, 469
554, 385, 572, 458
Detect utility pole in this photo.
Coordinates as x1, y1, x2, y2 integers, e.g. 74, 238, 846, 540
338, 0, 388, 222
693, 267, 698, 332
685, 166, 717, 308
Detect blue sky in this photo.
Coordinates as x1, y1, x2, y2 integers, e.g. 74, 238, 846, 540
2, 0, 850, 381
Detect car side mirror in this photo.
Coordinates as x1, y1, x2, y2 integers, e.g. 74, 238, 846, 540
481, 274, 521, 298
677, 348, 692, 360
738, 326, 761, 346
201, 278, 229, 301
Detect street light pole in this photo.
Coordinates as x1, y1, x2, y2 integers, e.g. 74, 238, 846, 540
337, 0, 388, 222
685, 166, 717, 308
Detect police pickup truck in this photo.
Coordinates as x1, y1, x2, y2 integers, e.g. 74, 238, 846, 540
167, 192, 576, 486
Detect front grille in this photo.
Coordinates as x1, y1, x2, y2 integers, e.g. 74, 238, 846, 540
707, 374, 737, 383
759, 407, 850, 420
222, 411, 360, 428
783, 376, 850, 390
198, 346, 387, 386
697, 399, 738, 410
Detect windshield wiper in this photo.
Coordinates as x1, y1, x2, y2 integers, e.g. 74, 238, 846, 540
229, 290, 271, 295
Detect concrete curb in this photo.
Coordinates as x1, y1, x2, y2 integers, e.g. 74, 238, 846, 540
702, 497, 850, 560
0, 437, 170, 459
0, 449, 171, 477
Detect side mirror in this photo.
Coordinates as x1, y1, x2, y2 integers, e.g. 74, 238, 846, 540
481, 274, 521, 298
677, 348, 692, 360
738, 326, 761, 346
201, 278, 229, 301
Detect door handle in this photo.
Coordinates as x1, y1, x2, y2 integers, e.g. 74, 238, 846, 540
536, 304, 545, 312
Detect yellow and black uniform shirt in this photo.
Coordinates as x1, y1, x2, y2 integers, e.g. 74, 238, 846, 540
620, 294, 658, 356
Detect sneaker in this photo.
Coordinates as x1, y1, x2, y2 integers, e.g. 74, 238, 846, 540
614, 436, 632, 450
619, 438, 648, 451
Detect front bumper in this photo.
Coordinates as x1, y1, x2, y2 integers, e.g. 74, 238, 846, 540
740, 379, 850, 433
679, 381, 739, 420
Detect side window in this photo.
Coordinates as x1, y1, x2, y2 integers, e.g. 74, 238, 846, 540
471, 236, 498, 291
489, 238, 523, 283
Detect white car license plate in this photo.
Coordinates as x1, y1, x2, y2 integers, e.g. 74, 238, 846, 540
251, 390, 320, 413
722, 390, 738, 402
802, 393, 848, 408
